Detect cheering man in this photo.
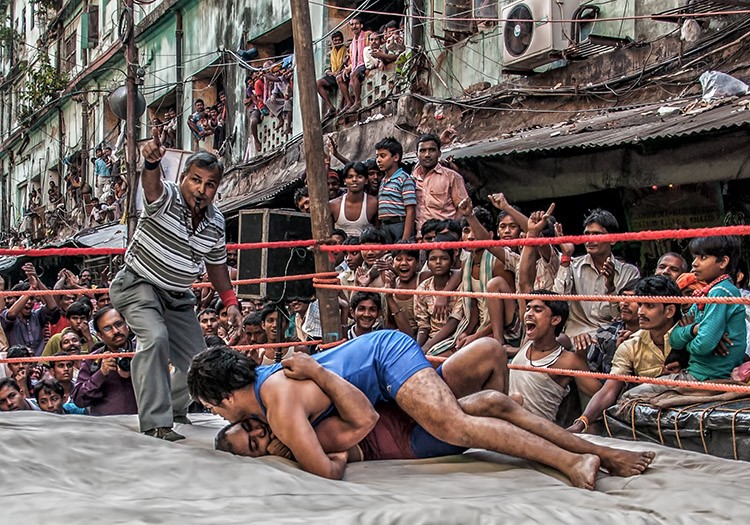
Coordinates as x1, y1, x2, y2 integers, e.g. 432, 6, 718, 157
110, 130, 241, 441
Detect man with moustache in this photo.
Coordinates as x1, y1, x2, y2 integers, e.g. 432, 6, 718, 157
554, 209, 640, 342
109, 130, 241, 440
654, 252, 689, 281
412, 134, 468, 233
567, 276, 683, 433
71, 306, 138, 416
42, 301, 97, 357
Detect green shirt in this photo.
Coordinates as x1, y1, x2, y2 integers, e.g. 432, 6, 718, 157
670, 280, 746, 380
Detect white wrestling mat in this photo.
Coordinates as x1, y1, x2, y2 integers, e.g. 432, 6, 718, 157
0, 412, 745, 524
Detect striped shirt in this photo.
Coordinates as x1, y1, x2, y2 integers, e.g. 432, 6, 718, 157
378, 167, 416, 219
124, 181, 227, 292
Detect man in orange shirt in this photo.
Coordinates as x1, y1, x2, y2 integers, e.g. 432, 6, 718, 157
412, 134, 469, 235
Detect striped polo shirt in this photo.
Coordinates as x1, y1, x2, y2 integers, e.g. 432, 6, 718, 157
378, 167, 417, 219
124, 181, 227, 292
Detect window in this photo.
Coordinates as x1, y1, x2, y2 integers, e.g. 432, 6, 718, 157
431, 0, 497, 42
82, 6, 99, 49
30, 3, 35, 30
21, 8, 26, 35
63, 30, 77, 74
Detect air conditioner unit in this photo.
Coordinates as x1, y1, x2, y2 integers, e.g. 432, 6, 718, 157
502, 0, 581, 71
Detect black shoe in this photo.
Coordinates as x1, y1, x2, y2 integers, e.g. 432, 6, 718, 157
173, 415, 192, 425
143, 427, 185, 442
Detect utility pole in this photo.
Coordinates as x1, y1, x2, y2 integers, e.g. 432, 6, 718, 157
124, 0, 139, 241
289, 0, 341, 342
80, 96, 89, 192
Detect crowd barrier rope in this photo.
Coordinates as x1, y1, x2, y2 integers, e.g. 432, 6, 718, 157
0, 272, 339, 298
4, 336, 750, 395
2, 225, 749, 259
3, 223, 750, 395
318, 225, 750, 253
314, 281, 750, 306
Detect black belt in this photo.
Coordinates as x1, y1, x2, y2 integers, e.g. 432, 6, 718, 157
381, 216, 405, 225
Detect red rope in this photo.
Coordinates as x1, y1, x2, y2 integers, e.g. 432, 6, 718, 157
0, 339, 343, 364
314, 282, 750, 305
508, 364, 750, 395
0, 239, 316, 257
2, 225, 749, 258
319, 225, 750, 253
0, 272, 338, 298
0, 352, 136, 364
4, 341, 748, 395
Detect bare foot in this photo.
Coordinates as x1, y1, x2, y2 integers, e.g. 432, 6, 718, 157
600, 449, 655, 477
567, 454, 600, 490
509, 393, 524, 407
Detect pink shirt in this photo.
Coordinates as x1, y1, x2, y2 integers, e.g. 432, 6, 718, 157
412, 163, 469, 232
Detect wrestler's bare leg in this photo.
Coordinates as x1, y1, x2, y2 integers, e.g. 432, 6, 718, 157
440, 337, 509, 397
395, 368, 600, 490
457, 390, 655, 477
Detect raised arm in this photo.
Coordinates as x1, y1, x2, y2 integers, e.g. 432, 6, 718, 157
141, 128, 166, 205
23, 263, 57, 311
488, 193, 530, 233
519, 205, 555, 293
457, 197, 507, 263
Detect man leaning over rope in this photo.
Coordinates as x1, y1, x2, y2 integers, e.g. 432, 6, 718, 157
109, 129, 241, 441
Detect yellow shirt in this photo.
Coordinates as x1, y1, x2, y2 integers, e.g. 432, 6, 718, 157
329, 46, 347, 74
610, 326, 675, 378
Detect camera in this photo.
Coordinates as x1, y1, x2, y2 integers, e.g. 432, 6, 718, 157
116, 356, 132, 372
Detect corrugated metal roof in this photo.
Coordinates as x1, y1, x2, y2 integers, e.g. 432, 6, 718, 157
0, 256, 18, 272
218, 165, 305, 216
74, 223, 127, 249
442, 97, 750, 160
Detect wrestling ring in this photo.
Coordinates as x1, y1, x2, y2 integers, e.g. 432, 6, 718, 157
1, 226, 749, 523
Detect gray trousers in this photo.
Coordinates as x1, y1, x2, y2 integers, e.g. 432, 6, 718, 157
110, 267, 206, 432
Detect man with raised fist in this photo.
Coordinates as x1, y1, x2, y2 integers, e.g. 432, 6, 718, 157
109, 130, 241, 441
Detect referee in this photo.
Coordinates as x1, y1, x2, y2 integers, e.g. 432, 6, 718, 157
110, 130, 242, 441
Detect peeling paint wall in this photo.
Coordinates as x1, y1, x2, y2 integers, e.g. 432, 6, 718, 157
423, 0, 687, 99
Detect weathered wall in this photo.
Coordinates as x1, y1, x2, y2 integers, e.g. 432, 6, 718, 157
422, 0, 689, 99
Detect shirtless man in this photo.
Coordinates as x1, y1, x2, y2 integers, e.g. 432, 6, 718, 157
188, 331, 654, 488
217, 339, 507, 461
329, 162, 378, 237
508, 291, 602, 421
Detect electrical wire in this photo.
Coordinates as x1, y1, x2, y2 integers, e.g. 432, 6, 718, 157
308, 1, 750, 25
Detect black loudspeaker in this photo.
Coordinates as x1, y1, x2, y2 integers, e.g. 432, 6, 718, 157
237, 209, 316, 302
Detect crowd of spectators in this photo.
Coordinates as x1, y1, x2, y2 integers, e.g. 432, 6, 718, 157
242, 56, 295, 160
283, 130, 750, 429
317, 17, 405, 119
2, 131, 750, 438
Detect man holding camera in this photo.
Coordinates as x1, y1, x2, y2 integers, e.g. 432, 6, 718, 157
71, 306, 137, 416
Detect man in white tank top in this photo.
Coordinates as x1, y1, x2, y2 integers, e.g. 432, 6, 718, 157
329, 162, 378, 237
509, 291, 602, 421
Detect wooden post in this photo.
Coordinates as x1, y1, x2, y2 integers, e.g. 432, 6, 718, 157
125, 0, 139, 242
289, 0, 342, 342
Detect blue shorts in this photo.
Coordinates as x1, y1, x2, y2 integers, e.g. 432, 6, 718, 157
411, 424, 467, 459
373, 332, 433, 401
